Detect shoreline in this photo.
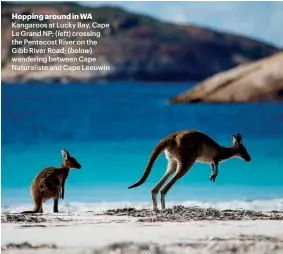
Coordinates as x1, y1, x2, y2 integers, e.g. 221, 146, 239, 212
2, 206, 283, 253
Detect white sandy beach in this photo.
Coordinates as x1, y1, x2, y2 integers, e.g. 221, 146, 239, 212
2, 207, 283, 254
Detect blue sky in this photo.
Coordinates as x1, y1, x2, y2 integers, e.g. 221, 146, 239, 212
81, 1, 283, 48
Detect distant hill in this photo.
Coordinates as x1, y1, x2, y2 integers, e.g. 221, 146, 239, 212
1, 2, 280, 83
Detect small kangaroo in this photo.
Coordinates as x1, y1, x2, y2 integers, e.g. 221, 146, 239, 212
128, 130, 251, 211
21, 150, 81, 214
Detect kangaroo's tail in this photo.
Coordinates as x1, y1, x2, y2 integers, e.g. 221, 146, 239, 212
128, 139, 169, 189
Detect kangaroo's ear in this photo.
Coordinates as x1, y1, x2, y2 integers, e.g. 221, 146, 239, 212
236, 133, 242, 143
232, 135, 237, 144
232, 134, 242, 145
61, 150, 70, 159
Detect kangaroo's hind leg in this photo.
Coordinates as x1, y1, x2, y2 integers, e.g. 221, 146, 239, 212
160, 158, 195, 210
33, 195, 43, 213
151, 159, 177, 211
53, 198, 59, 213
39, 203, 43, 213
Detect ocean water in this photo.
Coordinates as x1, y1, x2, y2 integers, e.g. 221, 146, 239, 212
2, 82, 283, 213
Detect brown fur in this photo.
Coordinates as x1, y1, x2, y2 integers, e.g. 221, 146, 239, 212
128, 130, 251, 210
21, 150, 81, 214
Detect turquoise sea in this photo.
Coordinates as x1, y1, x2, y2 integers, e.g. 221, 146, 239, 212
2, 82, 283, 212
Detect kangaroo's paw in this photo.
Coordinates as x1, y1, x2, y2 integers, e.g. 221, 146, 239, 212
153, 206, 160, 213
209, 174, 216, 182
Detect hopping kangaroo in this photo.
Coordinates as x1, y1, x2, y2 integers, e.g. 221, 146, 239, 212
128, 130, 251, 211
22, 150, 81, 214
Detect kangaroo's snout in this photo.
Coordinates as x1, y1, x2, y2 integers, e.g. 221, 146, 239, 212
245, 155, 251, 162
76, 164, 82, 169
241, 150, 251, 162
241, 152, 251, 162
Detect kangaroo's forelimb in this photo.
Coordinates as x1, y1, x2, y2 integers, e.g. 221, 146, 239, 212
209, 162, 219, 182
60, 177, 67, 200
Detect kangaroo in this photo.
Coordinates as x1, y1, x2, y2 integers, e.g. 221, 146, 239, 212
21, 150, 81, 214
128, 130, 251, 211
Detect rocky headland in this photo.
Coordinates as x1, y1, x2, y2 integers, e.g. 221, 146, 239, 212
170, 52, 283, 103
